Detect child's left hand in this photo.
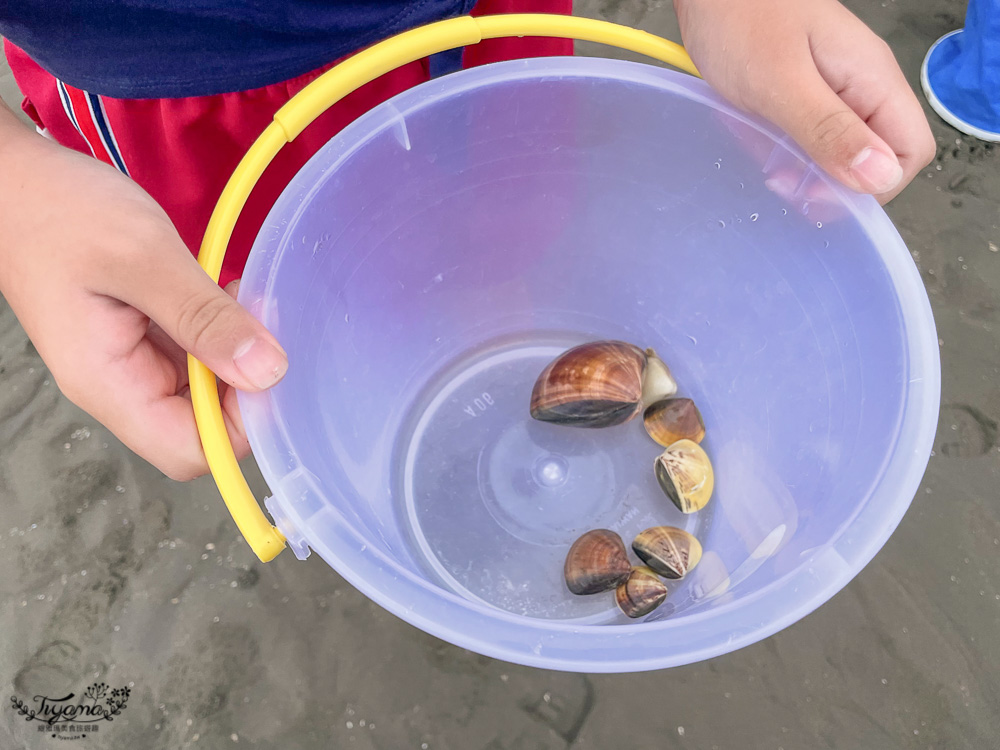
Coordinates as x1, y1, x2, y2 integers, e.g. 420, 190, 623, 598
674, 0, 936, 204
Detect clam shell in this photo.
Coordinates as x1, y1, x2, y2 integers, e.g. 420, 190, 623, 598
530, 341, 646, 428
632, 526, 703, 579
643, 398, 706, 447
654, 439, 714, 513
564, 529, 632, 595
615, 565, 668, 618
640, 348, 677, 407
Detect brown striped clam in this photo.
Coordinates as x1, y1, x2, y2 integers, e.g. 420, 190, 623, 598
632, 526, 703, 579
615, 565, 668, 618
643, 397, 706, 447
563, 529, 632, 595
654, 439, 714, 513
530, 341, 647, 428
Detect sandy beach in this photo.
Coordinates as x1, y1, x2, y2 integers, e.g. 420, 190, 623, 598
2, 1, 999, 748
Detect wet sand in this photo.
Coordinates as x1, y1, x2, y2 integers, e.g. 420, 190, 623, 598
2, 1, 999, 748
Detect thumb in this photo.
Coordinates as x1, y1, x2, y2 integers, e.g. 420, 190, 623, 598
755, 68, 904, 196
116, 246, 288, 391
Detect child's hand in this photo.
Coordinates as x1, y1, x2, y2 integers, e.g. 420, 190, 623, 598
0, 113, 287, 480
674, 0, 935, 203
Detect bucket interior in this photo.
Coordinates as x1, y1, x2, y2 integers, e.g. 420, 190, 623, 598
238, 59, 927, 646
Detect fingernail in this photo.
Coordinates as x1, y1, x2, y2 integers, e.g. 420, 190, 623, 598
233, 337, 288, 389
850, 148, 903, 194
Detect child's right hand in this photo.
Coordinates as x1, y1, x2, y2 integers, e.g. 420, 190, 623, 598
0, 106, 288, 480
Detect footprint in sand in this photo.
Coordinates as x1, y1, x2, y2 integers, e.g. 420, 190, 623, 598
934, 404, 998, 458
159, 624, 261, 721
13, 640, 86, 698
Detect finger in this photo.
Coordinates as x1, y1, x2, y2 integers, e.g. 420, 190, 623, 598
753, 64, 904, 197
144, 390, 250, 479
177, 380, 249, 461
110, 244, 287, 393
76, 336, 249, 480
851, 87, 934, 204
219, 278, 251, 459
146, 320, 189, 383
221, 383, 251, 461
109, 383, 249, 481
224, 278, 241, 301
815, 50, 935, 204
141, 283, 246, 394
144, 394, 212, 480
93, 349, 213, 481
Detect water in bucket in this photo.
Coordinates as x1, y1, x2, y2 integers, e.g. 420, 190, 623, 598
394, 333, 711, 621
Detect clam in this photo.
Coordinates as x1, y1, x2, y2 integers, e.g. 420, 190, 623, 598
643, 398, 706, 447
654, 439, 714, 513
632, 526, 703, 579
640, 348, 677, 407
530, 341, 647, 428
615, 565, 668, 618
564, 529, 632, 595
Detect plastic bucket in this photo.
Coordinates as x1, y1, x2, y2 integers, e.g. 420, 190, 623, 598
235, 56, 940, 672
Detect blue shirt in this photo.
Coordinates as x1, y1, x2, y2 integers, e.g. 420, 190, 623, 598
0, 1, 477, 98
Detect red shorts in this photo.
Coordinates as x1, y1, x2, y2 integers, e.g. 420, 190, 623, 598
4, 0, 572, 287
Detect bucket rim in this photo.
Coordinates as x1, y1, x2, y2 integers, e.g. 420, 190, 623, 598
241, 56, 941, 672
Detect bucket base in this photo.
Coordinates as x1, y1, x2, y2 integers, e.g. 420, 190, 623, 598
393, 333, 709, 621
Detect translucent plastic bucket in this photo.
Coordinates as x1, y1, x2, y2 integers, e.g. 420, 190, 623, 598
237, 56, 940, 672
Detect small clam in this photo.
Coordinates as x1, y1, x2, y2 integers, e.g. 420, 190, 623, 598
616, 565, 668, 618
564, 529, 632, 595
643, 398, 706, 447
632, 526, 703, 579
530, 341, 647, 428
640, 348, 677, 407
654, 439, 714, 513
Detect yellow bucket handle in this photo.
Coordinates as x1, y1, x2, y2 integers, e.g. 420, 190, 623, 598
189, 13, 699, 562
